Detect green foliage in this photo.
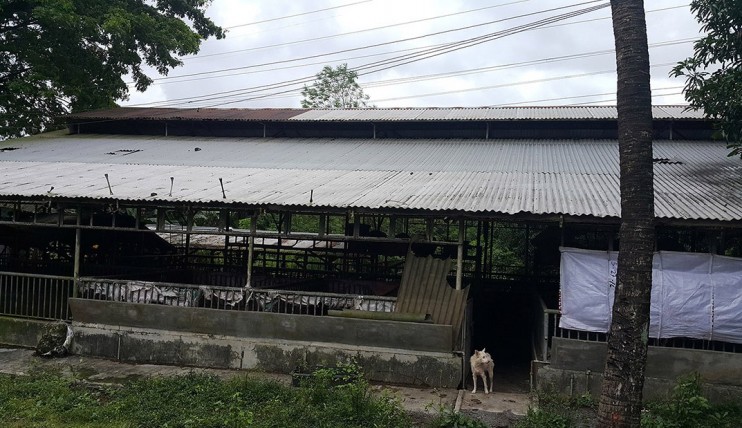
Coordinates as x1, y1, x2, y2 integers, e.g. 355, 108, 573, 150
429, 407, 488, 428
109, 373, 255, 428
0, 0, 224, 138
641, 374, 742, 428
671, 0, 742, 157
0, 364, 412, 428
515, 390, 597, 428
267, 360, 410, 428
516, 407, 573, 428
0, 368, 117, 426
301, 64, 372, 108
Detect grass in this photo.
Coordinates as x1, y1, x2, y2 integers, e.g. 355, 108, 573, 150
0, 362, 413, 428
516, 375, 742, 428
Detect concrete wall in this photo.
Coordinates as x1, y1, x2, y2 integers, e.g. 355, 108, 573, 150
68, 299, 462, 388
0, 316, 50, 348
534, 337, 742, 403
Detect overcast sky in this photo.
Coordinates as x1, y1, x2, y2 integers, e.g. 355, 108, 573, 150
122, 0, 701, 109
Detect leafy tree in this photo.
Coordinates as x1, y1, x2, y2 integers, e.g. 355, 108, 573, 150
300, 64, 371, 108
671, 0, 742, 157
0, 0, 224, 138
597, 1, 655, 427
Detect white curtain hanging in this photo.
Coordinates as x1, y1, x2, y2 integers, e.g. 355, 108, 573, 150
559, 247, 742, 344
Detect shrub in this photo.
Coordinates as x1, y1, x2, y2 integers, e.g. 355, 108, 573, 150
429, 407, 488, 428
642, 374, 742, 428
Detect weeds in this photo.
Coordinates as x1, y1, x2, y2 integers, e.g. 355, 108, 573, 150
642, 374, 742, 428
515, 389, 586, 428
428, 406, 488, 428
517, 375, 742, 428
0, 362, 412, 428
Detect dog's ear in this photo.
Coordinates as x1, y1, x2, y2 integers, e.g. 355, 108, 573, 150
482, 348, 486, 353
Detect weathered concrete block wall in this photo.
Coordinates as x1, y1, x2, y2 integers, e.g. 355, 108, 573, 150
68, 299, 462, 388
0, 316, 51, 348
534, 337, 742, 403
68, 299, 453, 352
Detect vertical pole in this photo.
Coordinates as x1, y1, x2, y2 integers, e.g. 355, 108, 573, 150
73, 209, 81, 298
456, 219, 465, 290
185, 209, 193, 269
246, 213, 256, 287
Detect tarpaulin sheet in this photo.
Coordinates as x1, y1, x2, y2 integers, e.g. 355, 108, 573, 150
559, 247, 742, 344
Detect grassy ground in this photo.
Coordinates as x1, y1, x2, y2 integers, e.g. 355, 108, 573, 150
515, 375, 742, 428
0, 363, 487, 428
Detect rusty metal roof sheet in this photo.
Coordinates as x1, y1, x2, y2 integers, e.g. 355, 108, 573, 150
0, 132, 740, 221
67, 107, 307, 122
66, 105, 705, 123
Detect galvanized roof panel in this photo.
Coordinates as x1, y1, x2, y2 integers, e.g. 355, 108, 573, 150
288, 106, 705, 121
0, 133, 740, 221
65, 105, 705, 123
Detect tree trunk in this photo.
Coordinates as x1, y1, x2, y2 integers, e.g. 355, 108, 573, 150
597, 1, 655, 427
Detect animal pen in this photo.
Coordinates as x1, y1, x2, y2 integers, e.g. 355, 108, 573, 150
1, 106, 741, 390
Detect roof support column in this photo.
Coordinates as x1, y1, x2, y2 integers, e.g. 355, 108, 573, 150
185, 208, 193, 268
246, 213, 257, 288
73, 208, 81, 298
456, 219, 465, 290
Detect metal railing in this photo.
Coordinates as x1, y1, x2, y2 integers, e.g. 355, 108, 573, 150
0, 271, 74, 320
532, 296, 557, 362
539, 303, 742, 360
77, 277, 396, 316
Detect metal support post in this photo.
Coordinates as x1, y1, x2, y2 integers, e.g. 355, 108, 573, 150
456, 219, 465, 290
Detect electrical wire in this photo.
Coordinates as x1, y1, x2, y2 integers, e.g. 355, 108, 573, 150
146, 0, 606, 83
133, 2, 612, 109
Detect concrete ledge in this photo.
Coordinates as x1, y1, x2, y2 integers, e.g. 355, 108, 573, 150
535, 337, 742, 404
0, 316, 52, 348
534, 364, 742, 405
69, 299, 453, 353
551, 337, 742, 387
70, 322, 463, 388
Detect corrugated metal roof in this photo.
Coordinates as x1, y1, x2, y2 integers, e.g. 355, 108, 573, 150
291, 106, 706, 121
67, 107, 307, 122
65, 105, 705, 123
0, 133, 740, 221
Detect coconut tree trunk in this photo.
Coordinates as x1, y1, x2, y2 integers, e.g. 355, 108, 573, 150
597, 1, 655, 427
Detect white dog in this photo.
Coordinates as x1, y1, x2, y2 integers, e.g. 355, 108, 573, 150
470, 348, 494, 394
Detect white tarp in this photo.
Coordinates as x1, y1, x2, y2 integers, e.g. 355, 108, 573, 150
559, 247, 742, 344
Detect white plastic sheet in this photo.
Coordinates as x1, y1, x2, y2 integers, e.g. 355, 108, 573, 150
559, 247, 742, 344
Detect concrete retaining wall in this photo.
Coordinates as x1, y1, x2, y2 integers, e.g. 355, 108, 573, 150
0, 316, 51, 348
68, 299, 462, 388
534, 337, 742, 403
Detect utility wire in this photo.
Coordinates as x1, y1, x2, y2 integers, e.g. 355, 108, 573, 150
133, 2, 612, 109
223, 0, 373, 29
147, 0, 605, 83
191, 0, 535, 60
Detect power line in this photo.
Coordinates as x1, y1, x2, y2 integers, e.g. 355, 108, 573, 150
190, 0, 535, 60
485, 86, 684, 107
209, 63, 678, 105
132, 2, 612, 109
179, 2, 686, 67
223, 0, 373, 30
135, 1, 688, 92
146, 0, 606, 83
